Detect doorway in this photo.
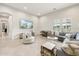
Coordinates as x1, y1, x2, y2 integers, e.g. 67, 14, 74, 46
0, 14, 9, 40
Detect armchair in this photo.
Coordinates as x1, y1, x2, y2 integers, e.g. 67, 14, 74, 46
22, 32, 35, 44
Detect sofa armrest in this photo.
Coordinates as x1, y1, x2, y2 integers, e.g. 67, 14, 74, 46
69, 44, 79, 49
66, 41, 79, 45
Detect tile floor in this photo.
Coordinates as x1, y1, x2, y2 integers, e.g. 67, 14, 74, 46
0, 36, 47, 56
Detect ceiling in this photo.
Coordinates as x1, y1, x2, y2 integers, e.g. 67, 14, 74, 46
2, 3, 76, 16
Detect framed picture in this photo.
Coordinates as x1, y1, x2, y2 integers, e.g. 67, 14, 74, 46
20, 19, 33, 29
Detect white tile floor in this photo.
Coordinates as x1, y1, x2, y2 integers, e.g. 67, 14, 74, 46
0, 36, 47, 56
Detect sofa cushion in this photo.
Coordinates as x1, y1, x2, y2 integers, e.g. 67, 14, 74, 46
62, 44, 74, 55
68, 44, 79, 55
59, 32, 66, 36
62, 43, 79, 56
70, 32, 77, 40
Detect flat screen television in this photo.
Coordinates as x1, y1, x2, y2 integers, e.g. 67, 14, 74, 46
20, 19, 33, 29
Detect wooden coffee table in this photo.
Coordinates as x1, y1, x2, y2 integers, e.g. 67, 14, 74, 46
41, 42, 57, 56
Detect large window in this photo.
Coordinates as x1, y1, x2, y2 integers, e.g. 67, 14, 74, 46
53, 18, 71, 33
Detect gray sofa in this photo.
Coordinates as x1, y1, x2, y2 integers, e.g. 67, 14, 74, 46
56, 32, 79, 56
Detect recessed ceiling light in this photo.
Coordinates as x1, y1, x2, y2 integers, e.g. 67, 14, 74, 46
24, 7, 28, 10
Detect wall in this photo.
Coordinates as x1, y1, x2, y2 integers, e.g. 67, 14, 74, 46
39, 4, 79, 33
0, 4, 38, 40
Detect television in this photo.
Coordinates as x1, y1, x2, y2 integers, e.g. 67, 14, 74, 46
20, 19, 33, 29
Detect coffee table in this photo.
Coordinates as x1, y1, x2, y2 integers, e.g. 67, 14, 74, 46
41, 42, 56, 56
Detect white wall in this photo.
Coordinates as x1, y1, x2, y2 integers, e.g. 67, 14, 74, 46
39, 4, 79, 33
0, 5, 39, 40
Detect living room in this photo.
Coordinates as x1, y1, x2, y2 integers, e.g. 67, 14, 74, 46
0, 3, 79, 56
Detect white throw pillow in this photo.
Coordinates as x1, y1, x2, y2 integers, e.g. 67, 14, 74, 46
76, 33, 79, 40
63, 38, 70, 44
